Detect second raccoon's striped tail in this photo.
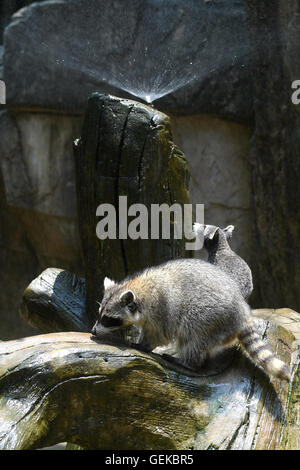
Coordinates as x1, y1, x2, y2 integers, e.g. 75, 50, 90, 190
238, 318, 290, 382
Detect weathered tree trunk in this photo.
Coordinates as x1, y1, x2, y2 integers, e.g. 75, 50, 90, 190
245, 2, 300, 310
0, 311, 299, 450
20, 267, 126, 343
20, 268, 88, 333
73, 93, 190, 327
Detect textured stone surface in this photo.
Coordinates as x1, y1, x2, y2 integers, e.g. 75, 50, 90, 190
0, 157, 39, 340
0, 205, 82, 341
0, 110, 84, 340
0, 308, 299, 450
171, 115, 253, 263
0, 111, 83, 269
3, 0, 252, 121
279, 3, 300, 115
0, 46, 3, 80
0, 1, 39, 43
0, 111, 82, 216
245, 1, 300, 310
0, 198, 83, 341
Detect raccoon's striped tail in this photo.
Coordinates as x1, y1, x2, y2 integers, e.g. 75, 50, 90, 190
238, 319, 290, 382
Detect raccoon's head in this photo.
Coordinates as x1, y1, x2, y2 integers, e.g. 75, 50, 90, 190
91, 277, 142, 337
223, 225, 234, 240
200, 224, 234, 250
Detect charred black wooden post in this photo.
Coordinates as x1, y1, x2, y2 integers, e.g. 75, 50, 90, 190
73, 93, 190, 328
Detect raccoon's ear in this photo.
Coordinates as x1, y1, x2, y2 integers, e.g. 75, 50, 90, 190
204, 225, 219, 240
119, 290, 136, 305
223, 225, 235, 240
104, 277, 116, 291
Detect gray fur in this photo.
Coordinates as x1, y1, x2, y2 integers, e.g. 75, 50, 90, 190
193, 223, 253, 301
92, 258, 290, 381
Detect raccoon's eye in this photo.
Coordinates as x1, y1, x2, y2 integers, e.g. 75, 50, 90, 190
101, 315, 122, 328
127, 302, 137, 313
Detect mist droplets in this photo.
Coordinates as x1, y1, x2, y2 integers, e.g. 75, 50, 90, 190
23, 1, 217, 105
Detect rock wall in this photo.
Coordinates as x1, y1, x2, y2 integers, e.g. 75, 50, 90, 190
0, 1, 40, 43
171, 115, 253, 262
0, 111, 84, 339
3, 0, 252, 119
244, 0, 300, 311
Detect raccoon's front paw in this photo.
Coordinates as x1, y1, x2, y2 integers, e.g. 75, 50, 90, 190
130, 342, 153, 353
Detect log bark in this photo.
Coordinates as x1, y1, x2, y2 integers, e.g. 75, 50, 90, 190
0, 313, 299, 450
73, 93, 190, 328
20, 268, 88, 334
20, 267, 125, 343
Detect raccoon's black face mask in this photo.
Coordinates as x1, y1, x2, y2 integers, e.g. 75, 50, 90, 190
100, 315, 123, 329
91, 281, 140, 337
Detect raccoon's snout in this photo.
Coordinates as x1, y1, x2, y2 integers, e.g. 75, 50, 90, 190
100, 315, 123, 328
91, 316, 123, 336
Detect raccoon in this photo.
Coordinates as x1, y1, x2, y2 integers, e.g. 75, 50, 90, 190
92, 259, 290, 381
193, 223, 253, 301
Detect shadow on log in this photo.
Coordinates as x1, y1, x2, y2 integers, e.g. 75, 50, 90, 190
16, 268, 300, 450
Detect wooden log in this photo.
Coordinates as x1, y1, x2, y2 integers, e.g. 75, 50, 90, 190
73, 93, 190, 328
0, 310, 299, 450
20, 267, 128, 343
20, 268, 88, 333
